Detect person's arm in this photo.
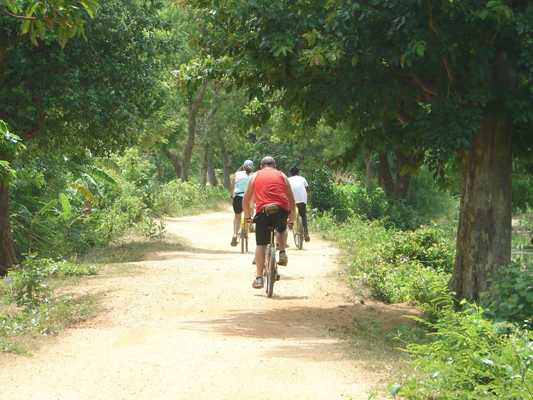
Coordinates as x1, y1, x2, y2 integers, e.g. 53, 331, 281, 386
283, 174, 297, 224
243, 174, 255, 221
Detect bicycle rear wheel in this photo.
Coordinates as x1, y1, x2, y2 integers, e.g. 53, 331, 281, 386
293, 216, 304, 250
265, 245, 276, 297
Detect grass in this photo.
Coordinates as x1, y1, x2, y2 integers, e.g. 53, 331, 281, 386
0, 277, 103, 355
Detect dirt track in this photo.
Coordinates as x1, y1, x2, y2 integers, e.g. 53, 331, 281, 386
0, 211, 405, 400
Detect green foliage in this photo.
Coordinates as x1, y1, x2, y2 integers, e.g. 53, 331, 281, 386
313, 213, 454, 313
3, 257, 52, 308
0, 120, 25, 182
335, 183, 388, 221
399, 305, 533, 400
1, 0, 98, 47
307, 169, 339, 213
0, 257, 96, 309
512, 174, 533, 213
310, 169, 457, 230
482, 262, 533, 329
153, 179, 226, 217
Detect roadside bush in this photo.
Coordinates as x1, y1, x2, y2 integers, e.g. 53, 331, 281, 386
3, 257, 52, 308
335, 183, 389, 221
482, 261, 533, 328
153, 180, 227, 216
399, 305, 533, 400
307, 169, 339, 212
313, 214, 454, 310
0, 257, 97, 309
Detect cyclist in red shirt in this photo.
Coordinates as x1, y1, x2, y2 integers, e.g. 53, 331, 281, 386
243, 156, 297, 289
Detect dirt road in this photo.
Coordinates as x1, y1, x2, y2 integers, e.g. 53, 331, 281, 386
0, 211, 400, 400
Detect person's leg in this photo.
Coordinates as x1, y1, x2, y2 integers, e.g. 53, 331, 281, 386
231, 197, 243, 246
275, 210, 289, 266
255, 245, 266, 276
275, 230, 288, 251
297, 202, 310, 240
233, 213, 241, 236
253, 212, 269, 288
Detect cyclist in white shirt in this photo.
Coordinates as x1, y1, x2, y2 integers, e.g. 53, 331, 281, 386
229, 160, 254, 246
288, 167, 310, 242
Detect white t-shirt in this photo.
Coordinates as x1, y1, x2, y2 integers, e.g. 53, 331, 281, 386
289, 175, 309, 204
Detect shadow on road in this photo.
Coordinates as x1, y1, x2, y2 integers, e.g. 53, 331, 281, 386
86, 238, 239, 264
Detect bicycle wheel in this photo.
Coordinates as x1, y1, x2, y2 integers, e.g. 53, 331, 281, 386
266, 246, 276, 297
296, 216, 304, 250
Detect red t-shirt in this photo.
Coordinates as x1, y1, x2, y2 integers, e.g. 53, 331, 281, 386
252, 168, 290, 213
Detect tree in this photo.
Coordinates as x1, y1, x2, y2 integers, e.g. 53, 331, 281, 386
0, 0, 174, 274
0, 0, 98, 274
190, 0, 533, 300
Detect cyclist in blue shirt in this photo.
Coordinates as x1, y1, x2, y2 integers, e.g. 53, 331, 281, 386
229, 160, 254, 246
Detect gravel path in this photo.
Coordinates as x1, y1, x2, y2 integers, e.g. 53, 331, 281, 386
0, 211, 398, 400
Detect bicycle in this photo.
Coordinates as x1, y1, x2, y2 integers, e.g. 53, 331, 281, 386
264, 224, 278, 297
292, 208, 304, 250
240, 214, 249, 253
261, 204, 282, 297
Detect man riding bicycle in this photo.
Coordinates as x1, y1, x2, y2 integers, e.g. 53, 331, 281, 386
243, 156, 297, 289
229, 159, 254, 247
288, 166, 310, 242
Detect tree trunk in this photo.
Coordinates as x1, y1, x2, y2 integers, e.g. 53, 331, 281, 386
164, 149, 182, 179
207, 145, 217, 186
181, 80, 208, 181
213, 128, 231, 190
453, 115, 512, 301
378, 152, 395, 198
0, 180, 16, 275
365, 151, 376, 184
200, 143, 208, 187
222, 151, 231, 190
393, 149, 418, 200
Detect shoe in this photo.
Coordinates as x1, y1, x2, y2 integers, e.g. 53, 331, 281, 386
252, 258, 256, 265
231, 236, 238, 247
278, 250, 288, 266
252, 276, 264, 289
305, 234, 310, 242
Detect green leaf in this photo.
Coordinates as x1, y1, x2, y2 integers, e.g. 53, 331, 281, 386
59, 193, 73, 221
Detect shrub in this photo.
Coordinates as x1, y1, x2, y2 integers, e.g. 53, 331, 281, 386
4, 257, 52, 308
482, 261, 533, 328
153, 179, 226, 216
399, 305, 533, 400
313, 213, 454, 310
307, 169, 340, 212
335, 183, 389, 221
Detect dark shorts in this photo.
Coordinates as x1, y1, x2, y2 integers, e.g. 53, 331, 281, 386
253, 208, 289, 246
232, 196, 244, 214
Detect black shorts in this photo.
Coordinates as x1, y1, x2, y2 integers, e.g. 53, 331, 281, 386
232, 196, 244, 214
253, 208, 289, 246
